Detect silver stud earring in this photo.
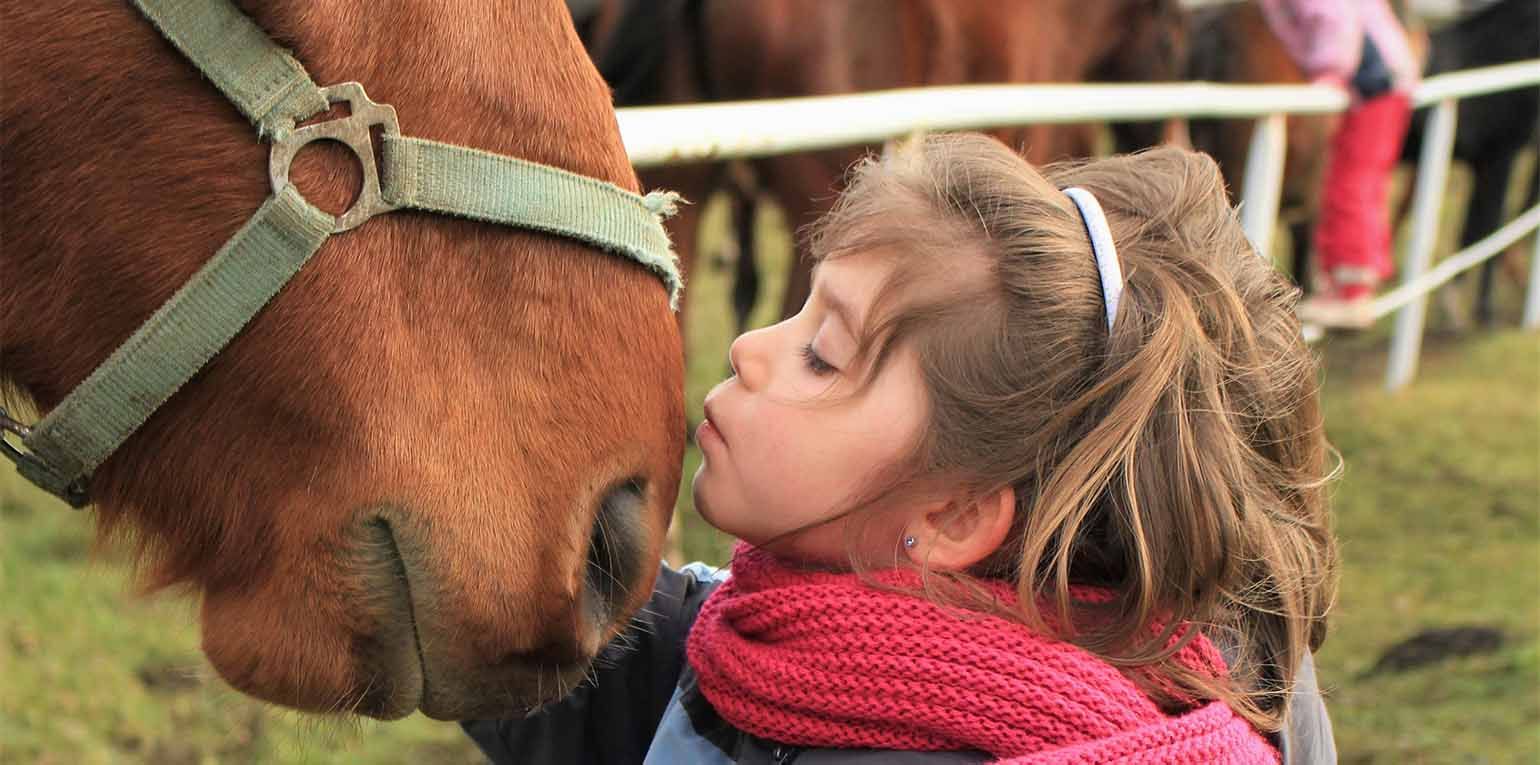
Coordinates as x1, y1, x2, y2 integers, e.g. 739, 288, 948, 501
903, 535, 918, 549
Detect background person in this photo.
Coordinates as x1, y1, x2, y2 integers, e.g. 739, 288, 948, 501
1260, 0, 1422, 325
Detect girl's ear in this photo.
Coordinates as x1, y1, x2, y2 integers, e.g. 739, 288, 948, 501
904, 485, 1016, 571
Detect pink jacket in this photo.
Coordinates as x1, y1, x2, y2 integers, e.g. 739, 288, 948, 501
1259, 0, 1421, 93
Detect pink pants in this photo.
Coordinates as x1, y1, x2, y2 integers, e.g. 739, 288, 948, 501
1314, 92, 1413, 293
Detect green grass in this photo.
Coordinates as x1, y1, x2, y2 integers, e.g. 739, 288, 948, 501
0, 484, 485, 765
3, 182, 1537, 762
1309, 329, 1540, 763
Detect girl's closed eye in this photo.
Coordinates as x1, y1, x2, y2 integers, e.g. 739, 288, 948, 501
801, 342, 836, 375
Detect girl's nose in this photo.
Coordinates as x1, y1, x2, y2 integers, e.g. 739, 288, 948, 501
727, 326, 772, 391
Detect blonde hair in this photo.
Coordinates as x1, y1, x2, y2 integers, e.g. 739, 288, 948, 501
807, 133, 1338, 730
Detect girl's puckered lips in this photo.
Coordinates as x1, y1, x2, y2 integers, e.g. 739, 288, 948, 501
699, 400, 727, 447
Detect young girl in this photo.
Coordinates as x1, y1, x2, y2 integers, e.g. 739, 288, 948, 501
465, 134, 1339, 763
1259, 0, 1419, 324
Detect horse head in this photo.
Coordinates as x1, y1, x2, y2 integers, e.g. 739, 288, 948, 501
1086, 0, 1192, 152
0, 0, 684, 720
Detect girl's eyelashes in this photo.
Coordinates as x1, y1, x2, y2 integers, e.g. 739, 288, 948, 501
801, 342, 836, 375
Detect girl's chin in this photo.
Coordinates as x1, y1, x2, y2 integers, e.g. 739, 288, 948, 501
689, 483, 742, 539
692, 507, 775, 551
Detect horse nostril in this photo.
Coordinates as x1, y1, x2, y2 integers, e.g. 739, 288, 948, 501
585, 478, 647, 627
512, 479, 648, 670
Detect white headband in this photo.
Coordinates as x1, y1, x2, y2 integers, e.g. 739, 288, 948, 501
1062, 187, 1124, 331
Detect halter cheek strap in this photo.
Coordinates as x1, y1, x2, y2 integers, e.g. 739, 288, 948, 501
1062, 187, 1124, 332
1, 0, 684, 508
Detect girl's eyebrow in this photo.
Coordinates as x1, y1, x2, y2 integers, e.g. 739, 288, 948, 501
821, 287, 860, 337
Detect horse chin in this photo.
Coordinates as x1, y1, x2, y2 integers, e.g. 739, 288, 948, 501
416, 655, 597, 721
199, 550, 596, 721
199, 568, 423, 720
345, 511, 619, 721
195, 514, 423, 719
345, 516, 428, 719
200, 495, 652, 720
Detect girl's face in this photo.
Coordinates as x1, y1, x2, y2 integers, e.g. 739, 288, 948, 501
692, 253, 930, 565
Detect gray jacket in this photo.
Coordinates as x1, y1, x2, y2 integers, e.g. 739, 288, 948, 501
464, 564, 1337, 764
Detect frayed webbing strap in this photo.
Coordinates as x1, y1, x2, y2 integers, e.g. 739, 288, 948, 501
382, 135, 682, 308
1062, 187, 1124, 332
131, 0, 327, 139
21, 187, 334, 502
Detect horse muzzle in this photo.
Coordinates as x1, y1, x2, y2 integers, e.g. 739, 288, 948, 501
346, 485, 653, 720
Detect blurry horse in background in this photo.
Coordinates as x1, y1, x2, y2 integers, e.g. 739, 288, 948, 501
3, 0, 683, 721
1399, 0, 1539, 324
580, 0, 1190, 328
577, 0, 764, 329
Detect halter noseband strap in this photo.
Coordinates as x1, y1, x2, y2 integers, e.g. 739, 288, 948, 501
3, 0, 682, 507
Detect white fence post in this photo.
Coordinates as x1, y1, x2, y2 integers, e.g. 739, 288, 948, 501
1239, 113, 1288, 261
1386, 99, 1458, 391
1525, 218, 1540, 329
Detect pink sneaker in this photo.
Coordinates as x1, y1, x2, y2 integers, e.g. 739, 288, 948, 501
1298, 283, 1378, 328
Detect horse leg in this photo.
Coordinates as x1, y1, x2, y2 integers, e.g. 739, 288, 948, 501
1108, 118, 1190, 154
779, 223, 816, 322
726, 161, 762, 333
1291, 218, 1313, 295
1162, 118, 1192, 150
761, 150, 854, 320
1505, 157, 1540, 290
1464, 151, 1516, 324
1392, 161, 1418, 242
1110, 120, 1161, 153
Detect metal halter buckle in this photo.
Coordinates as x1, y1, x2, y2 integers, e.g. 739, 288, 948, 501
269, 82, 401, 233
0, 406, 89, 509
0, 405, 31, 466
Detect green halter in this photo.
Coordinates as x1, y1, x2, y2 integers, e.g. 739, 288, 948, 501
3, 0, 682, 507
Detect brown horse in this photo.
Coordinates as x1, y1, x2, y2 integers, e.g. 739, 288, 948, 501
1, 0, 683, 721
583, 0, 1189, 325
1399, 0, 1538, 324
1186, 1, 1339, 289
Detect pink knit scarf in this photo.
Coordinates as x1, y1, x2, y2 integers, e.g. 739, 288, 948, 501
686, 545, 1280, 764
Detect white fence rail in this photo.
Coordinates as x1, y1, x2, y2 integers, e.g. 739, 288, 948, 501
617, 60, 1540, 390
617, 60, 1539, 165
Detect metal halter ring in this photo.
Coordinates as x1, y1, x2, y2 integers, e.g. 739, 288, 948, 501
269, 82, 402, 233
0, 405, 31, 465
0, 406, 89, 508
